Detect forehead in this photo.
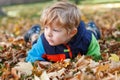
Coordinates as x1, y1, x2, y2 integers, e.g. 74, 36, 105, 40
46, 18, 64, 28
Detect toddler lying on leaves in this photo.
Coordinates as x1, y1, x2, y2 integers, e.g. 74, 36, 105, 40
24, 1, 102, 63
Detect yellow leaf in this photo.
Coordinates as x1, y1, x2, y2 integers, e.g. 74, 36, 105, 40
109, 54, 119, 62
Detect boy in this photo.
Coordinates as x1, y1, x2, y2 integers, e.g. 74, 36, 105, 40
24, 2, 101, 62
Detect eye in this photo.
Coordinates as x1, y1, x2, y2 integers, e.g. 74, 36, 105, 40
53, 29, 61, 32
44, 27, 48, 29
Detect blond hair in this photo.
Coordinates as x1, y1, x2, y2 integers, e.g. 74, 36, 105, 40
40, 2, 81, 29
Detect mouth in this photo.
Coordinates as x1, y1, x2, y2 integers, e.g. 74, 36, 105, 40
47, 39, 53, 43
47, 39, 56, 46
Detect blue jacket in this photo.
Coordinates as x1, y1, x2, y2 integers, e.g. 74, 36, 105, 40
26, 21, 100, 62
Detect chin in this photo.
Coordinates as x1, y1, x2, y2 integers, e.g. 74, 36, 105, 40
48, 42, 59, 46
48, 43, 56, 46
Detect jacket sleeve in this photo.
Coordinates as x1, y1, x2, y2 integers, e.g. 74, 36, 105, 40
26, 36, 45, 62
86, 34, 102, 61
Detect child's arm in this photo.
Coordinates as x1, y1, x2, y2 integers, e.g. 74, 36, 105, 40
26, 36, 45, 62
87, 34, 102, 61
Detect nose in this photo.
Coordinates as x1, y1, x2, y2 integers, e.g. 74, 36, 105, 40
48, 32, 52, 37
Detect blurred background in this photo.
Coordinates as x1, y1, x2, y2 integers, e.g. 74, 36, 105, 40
0, 0, 120, 41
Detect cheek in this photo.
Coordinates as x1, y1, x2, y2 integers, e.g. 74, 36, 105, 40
44, 30, 50, 37
53, 33, 68, 41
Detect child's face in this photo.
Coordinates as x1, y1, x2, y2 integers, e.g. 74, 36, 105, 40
44, 24, 76, 46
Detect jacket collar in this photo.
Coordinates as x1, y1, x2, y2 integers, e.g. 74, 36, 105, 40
68, 20, 87, 45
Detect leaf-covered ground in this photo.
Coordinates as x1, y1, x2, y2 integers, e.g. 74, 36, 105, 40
0, 3, 120, 80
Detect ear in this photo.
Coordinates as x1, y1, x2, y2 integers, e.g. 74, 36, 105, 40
69, 28, 77, 38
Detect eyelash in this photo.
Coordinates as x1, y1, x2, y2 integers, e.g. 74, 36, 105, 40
53, 29, 60, 32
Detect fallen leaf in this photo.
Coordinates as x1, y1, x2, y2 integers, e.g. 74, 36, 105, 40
40, 71, 50, 80
14, 62, 33, 75
109, 54, 119, 62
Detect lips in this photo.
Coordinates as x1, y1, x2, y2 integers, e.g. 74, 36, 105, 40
47, 39, 53, 43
